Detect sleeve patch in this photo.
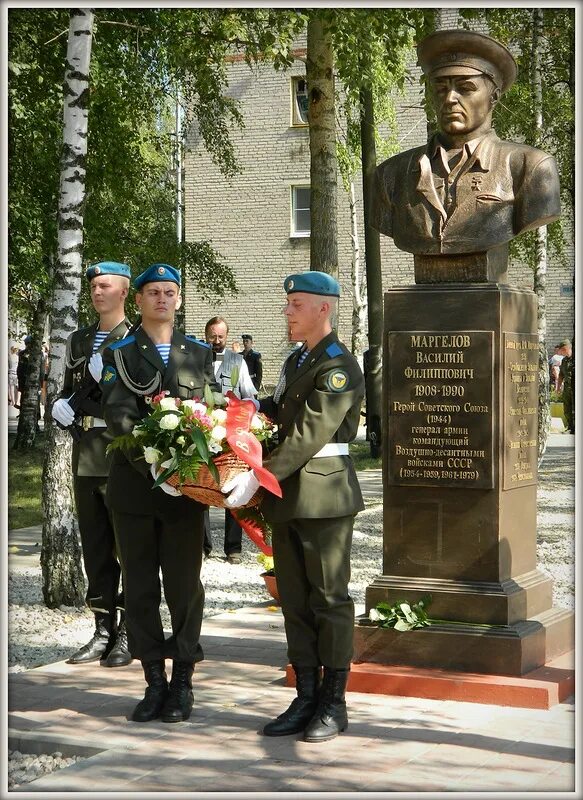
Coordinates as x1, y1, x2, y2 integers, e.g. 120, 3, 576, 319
102, 365, 117, 384
327, 369, 349, 392
325, 342, 343, 358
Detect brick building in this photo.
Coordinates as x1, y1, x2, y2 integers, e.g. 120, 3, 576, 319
183, 14, 575, 387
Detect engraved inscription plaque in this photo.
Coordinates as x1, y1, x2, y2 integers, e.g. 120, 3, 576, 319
387, 330, 494, 488
503, 333, 538, 490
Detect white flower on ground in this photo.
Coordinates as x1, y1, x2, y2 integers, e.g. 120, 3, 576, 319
159, 397, 178, 411
144, 447, 162, 464
210, 408, 227, 424
368, 608, 383, 622
250, 414, 264, 431
159, 413, 180, 430
210, 425, 227, 442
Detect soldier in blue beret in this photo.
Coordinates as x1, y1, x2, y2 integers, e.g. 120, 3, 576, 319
222, 270, 365, 742
100, 263, 221, 724
51, 261, 133, 667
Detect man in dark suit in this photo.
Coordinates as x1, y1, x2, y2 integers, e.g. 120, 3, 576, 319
241, 334, 263, 392
223, 271, 365, 743
100, 263, 220, 724
51, 261, 133, 668
372, 30, 561, 278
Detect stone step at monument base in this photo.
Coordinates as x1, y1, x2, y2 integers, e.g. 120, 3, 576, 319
285, 650, 574, 710
365, 569, 554, 626
352, 607, 574, 677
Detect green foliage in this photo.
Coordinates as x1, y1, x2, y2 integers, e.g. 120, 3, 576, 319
369, 595, 433, 631
8, 433, 45, 529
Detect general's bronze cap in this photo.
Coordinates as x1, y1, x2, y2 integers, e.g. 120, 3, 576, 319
417, 29, 517, 94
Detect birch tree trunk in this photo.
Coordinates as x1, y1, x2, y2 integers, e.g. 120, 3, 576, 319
348, 180, 367, 356
306, 14, 338, 279
41, 9, 94, 608
531, 8, 551, 462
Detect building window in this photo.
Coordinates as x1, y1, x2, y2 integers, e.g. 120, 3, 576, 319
291, 77, 308, 126
291, 186, 310, 237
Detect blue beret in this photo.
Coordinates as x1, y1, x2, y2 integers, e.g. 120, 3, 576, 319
284, 271, 340, 297
86, 261, 131, 281
134, 263, 181, 290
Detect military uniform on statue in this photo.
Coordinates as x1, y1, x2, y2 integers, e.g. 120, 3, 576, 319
223, 271, 365, 743
51, 260, 133, 668
100, 263, 220, 723
202, 316, 257, 564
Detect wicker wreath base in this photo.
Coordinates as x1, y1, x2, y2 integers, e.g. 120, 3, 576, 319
165, 452, 264, 509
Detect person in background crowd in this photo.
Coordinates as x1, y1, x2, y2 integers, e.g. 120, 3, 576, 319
100, 263, 220, 723
557, 339, 574, 434
548, 344, 564, 392
241, 334, 263, 393
8, 345, 19, 407
203, 316, 257, 564
51, 261, 133, 668
231, 340, 242, 353
223, 271, 365, 743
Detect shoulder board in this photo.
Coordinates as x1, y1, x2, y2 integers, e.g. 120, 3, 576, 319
326, 342, 343, 359
108, 335, 135, 350
185, 336, 211, 349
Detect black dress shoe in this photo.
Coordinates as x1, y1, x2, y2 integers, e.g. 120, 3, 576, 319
104, 621, 132, 667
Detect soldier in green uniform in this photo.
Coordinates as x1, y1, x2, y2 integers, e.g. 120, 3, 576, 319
100, 263, 220, 724
51, 261, 133, 668
223, 271, 365, 743
558, 339, 574, 434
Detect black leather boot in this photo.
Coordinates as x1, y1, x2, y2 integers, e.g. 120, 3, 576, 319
303, 667, 349, 743
104, 612, 132, 668
160, 660, 194, 723
66, 612, 116, 664
132, 660, 168, 722
263, 666, 321, 737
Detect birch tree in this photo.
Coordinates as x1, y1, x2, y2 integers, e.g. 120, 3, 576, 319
41, 9, 94, 607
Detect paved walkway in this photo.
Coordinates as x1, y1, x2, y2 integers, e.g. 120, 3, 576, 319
7, 432, 577, 793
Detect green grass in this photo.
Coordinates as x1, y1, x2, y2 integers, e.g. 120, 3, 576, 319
350, 441, 382, 471
8, 433, 45, 530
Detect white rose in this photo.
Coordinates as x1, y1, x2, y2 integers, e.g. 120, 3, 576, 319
159, 397, 178, 411
211, 408, 227, 424
159, 413, 180, 430
182, 400, 208, 415
250, 414, 264, 431
368, 608, 382, 622
210, 425, 227, 442
176, 436, 186, 446
143, 447, 162, 464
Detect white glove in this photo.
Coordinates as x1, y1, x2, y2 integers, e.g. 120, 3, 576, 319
222, 469, 260, 508
51, 397, 75, 427
88, 352, 103, 382
150, 463, 181, 497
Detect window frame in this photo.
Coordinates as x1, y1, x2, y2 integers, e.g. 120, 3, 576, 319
290, 184, 311, 238
290, 76, 309, 127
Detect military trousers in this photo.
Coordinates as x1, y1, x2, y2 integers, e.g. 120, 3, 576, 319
272, 515, 355, 669
112, 503, 205, 664
202, 508, 242, 556
73, 475, 122, 616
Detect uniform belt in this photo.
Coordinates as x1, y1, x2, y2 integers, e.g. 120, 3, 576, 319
82, 416, 107, 431
312, 443, 349, 458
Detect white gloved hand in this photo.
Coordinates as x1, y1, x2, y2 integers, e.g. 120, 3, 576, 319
150, 463, 181, 497
51, 397, 75, 427
88, 352, 104, 382
222, 469, 261, 508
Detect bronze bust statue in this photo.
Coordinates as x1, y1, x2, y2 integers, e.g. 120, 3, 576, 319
372, 30, 561, 283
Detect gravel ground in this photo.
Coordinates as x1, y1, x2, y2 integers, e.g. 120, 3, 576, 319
7, 439, 575, 785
